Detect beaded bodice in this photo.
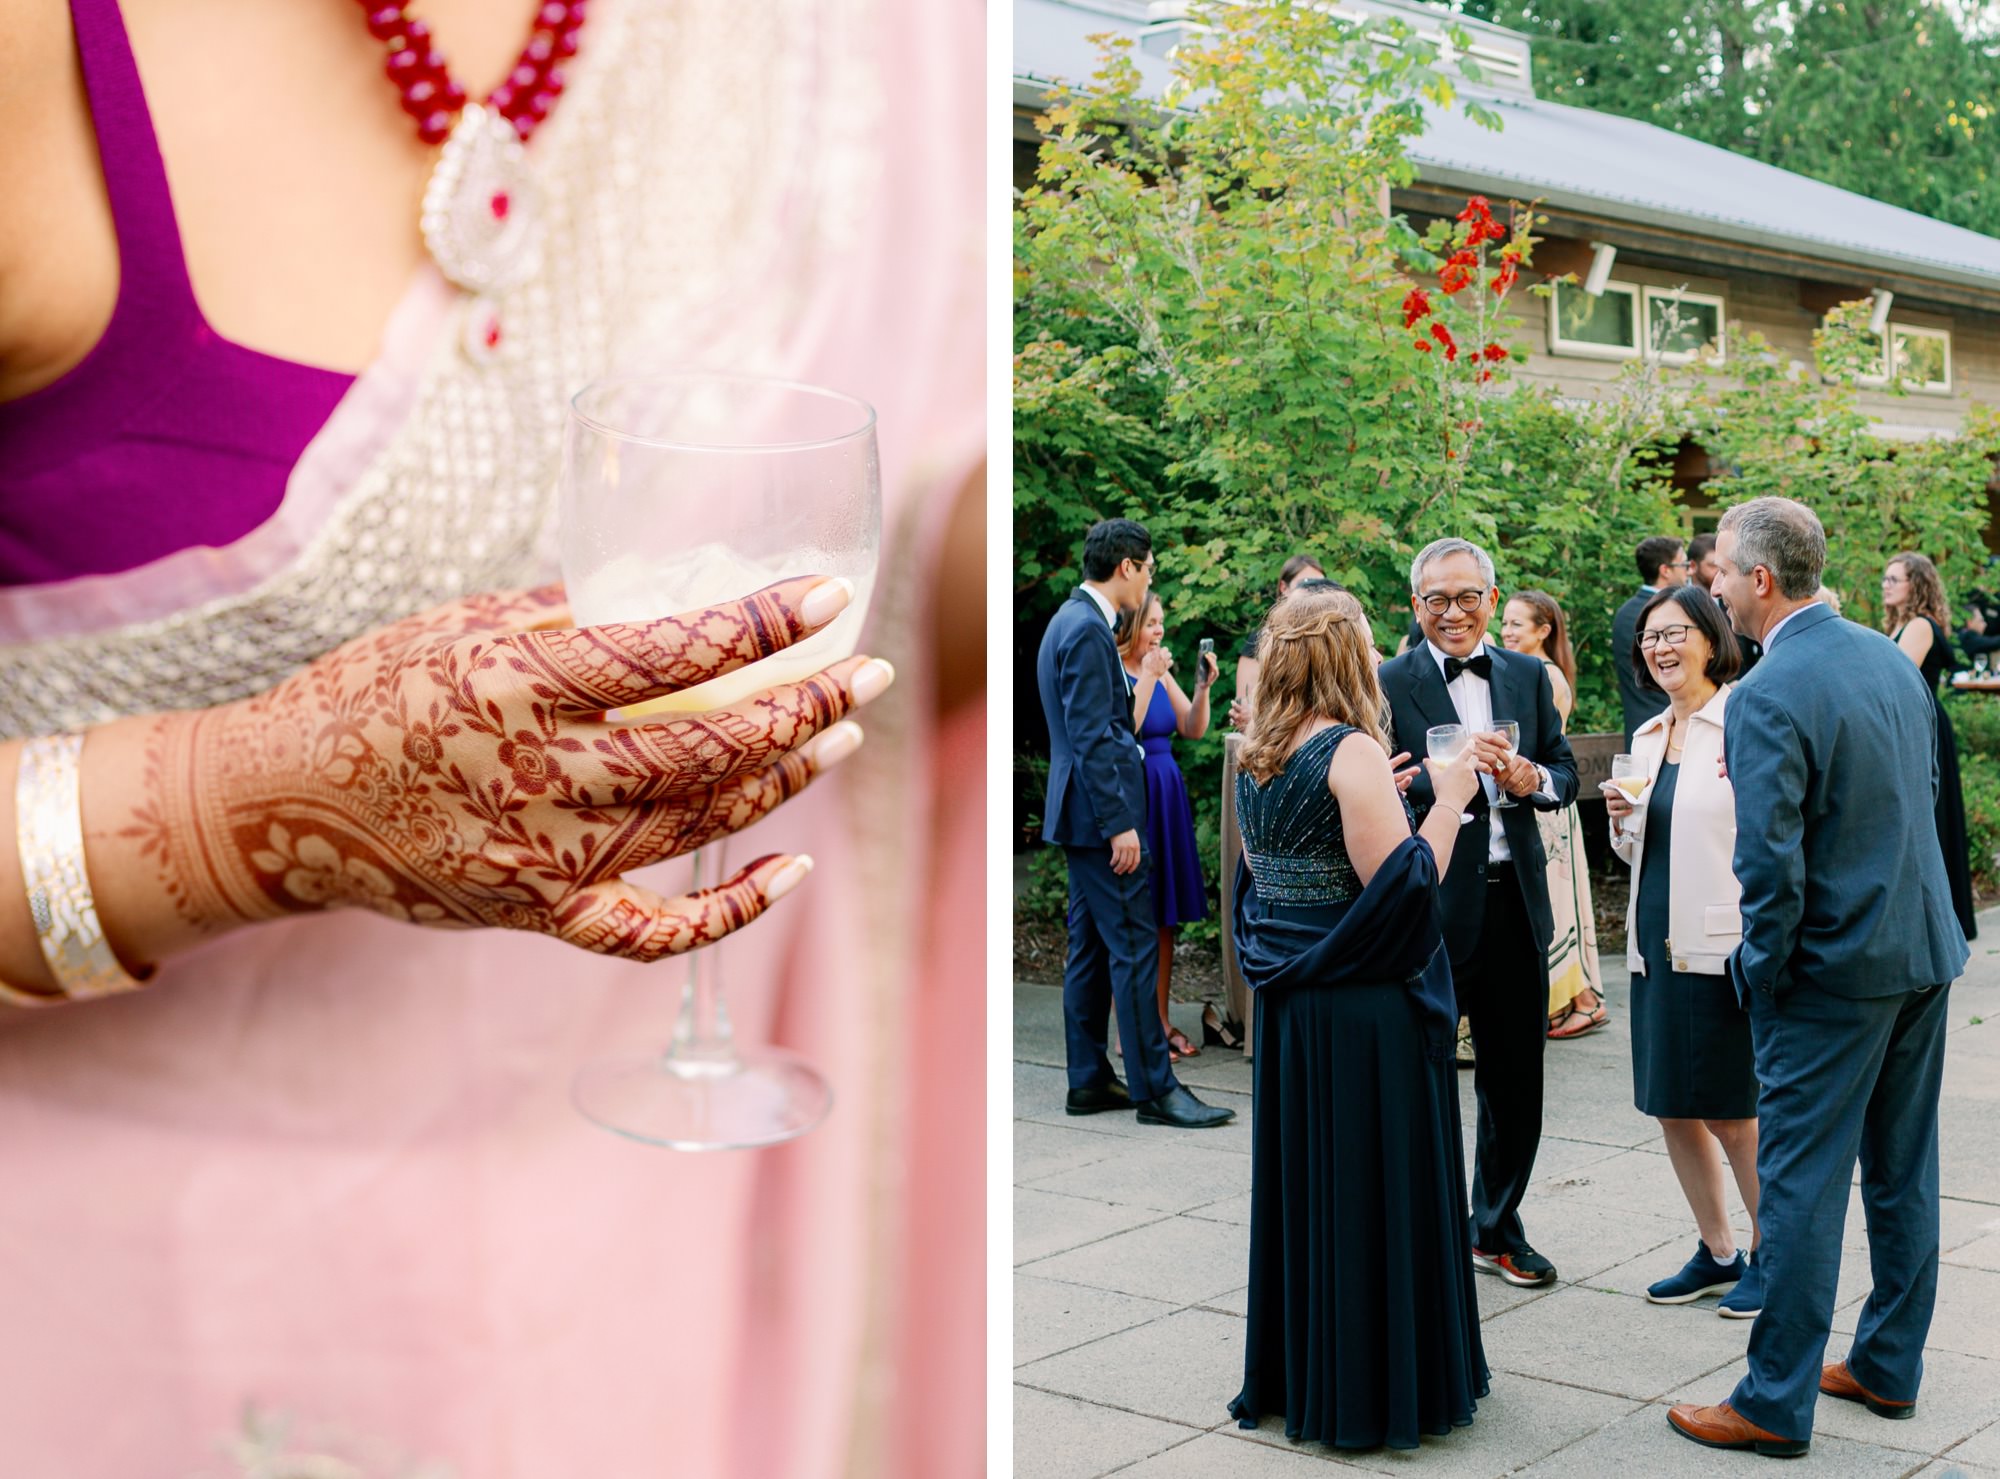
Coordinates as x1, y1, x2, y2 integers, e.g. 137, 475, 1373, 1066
0, 0, 871, 739
1236, 725, 1371, 906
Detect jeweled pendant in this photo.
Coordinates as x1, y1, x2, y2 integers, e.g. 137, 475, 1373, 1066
420, 104, 543, 295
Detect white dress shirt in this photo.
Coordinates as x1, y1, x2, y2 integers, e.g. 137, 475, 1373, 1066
1424, 640, 1554, 864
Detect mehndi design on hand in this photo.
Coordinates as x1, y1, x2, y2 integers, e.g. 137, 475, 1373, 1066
123, 577, 883, 960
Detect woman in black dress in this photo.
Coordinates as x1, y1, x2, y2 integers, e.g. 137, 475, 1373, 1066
1229, 586, 1488, 1451
1883, 553, 1977, 940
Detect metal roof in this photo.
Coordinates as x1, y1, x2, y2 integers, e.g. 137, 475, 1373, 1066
1015, 0, 2000, 295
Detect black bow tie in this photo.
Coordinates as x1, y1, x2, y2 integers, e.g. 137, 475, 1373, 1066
1443, 652, 1493, 682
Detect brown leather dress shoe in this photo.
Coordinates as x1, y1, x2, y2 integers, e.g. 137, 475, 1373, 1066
1821, 1360, 1917, 1419
1666, 1401, 1808, 1457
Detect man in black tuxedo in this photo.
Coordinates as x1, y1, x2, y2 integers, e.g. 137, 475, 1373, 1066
1613, 535, 1691, 746
1035, 519, 1233, 1129
1379, 537, 1578, 1287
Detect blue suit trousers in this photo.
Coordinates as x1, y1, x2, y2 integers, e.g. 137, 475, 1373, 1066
1062, 845, 1176, 1104
1729, 981, 1951, 1439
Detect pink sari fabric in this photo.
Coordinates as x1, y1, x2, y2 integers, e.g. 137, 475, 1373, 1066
0, 0, 983, 1472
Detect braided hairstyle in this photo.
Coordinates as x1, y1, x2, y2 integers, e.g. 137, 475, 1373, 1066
1239, 586, 1389, 783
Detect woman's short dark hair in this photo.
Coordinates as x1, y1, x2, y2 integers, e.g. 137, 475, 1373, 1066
1634, 585, 1741, 692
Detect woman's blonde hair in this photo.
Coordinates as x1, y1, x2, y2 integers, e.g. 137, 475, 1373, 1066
1240, 586, 1389, 783
1113, 591, 1161, 663
1885, 552, 1949, 631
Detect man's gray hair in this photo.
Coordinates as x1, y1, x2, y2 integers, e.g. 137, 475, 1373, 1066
1717, 498, 1826, 600
1410, 537, 1496, 594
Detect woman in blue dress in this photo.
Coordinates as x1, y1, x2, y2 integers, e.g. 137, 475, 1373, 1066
1229, 586, 1489, 1451
1116, 591, 1219, 1061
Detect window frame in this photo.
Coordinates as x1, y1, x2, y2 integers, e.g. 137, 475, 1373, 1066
1546, 278, 1641, 361
1641, 285, 1727, 366
1859, 322, 1953, 396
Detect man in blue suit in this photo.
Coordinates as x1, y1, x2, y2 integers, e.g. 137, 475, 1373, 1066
1036, 519, 1233, 1129
1669, 497, 1969, 1457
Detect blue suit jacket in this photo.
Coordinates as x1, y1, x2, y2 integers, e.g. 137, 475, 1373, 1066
1725, 601, 1969, 1000
1037, 590, 1146, 847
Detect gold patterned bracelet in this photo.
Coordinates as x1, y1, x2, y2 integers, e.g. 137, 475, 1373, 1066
12, 732, 149, 1003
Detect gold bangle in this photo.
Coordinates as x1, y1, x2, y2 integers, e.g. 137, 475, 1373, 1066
15, 732, 149, 1002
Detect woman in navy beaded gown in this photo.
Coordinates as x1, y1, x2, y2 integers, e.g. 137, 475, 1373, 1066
1229, 586, 1489, 1452
1117, 592, 1218, 1060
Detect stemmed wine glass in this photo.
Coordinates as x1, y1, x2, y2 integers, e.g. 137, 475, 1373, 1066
1491, 719, 1521, 809
1425, 724, 1477, 824
558, 372, 881, 1151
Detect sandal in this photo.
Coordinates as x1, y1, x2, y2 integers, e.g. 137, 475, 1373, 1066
1201, 1004, 1243, 1050
1548, 991, 1610, 1040
1167, 1026, 1200, 1060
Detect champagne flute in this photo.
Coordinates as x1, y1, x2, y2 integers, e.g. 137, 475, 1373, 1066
1425, 723, 1477, 825
559, 372, 880, 1151
1491, 719, 1521, 809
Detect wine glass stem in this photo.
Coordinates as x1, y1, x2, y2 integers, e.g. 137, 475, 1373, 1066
666, 842, 738, 1074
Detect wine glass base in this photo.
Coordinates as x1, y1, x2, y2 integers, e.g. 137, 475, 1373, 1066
572, 1046, 833, 1151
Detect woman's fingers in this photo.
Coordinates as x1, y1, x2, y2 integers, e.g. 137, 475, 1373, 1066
581, 657, 892, 802
551, 853, 814, 962
491, 576, 853, 715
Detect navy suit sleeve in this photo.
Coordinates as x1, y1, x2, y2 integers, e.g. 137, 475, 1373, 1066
1528, 662, 1577, 810
1054, 622, 1142, 840
1725, 683, 1807, 997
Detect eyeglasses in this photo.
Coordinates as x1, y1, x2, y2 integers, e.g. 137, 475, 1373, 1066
1128, 557, 1156, 577
1419, 590, 1487, 615
1664, 560, 1691, 571
1637, 625, 1695, 649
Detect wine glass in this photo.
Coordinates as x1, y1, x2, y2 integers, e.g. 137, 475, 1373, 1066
1608, 753, 1651, 803
1425, 724, 1477, 825
559, 372, 880, 1151
1491, 719, 1521, 809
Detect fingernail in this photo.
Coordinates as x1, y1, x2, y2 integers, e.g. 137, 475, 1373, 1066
851, 658, 896, 706
800, 578, 854, 628
811, 720, 864, 768
765, 855, 814, 903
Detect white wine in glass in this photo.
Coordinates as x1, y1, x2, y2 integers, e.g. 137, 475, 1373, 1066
1609, 754, 1651, 801
1491, 719, 1521, 809
559, 372, 880, 1151
1425, 723, 1477, 825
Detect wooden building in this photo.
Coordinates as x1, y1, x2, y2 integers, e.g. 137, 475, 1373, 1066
1015, 0, 2000, 509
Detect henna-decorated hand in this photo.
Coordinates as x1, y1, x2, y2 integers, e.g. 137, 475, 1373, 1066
118, 577, 887, 963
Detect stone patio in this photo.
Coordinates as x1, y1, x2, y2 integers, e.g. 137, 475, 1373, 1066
1014, 913, 2000, 1477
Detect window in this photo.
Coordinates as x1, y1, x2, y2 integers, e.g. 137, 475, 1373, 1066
1548, 280, 1727, 363
1856, 323, 1953, 394
1642, 286, 1725, 364
1548, 280, 1639, 360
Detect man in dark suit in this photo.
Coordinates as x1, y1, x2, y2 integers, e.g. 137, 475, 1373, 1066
1613, 535, 1691, 746
1668, 498, 1969, 1458
1036, 519, 1233, 1130
1379, 538, 1578, 1288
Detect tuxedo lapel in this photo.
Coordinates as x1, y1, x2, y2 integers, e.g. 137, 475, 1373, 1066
1407, 648, 1463, 733
1487, 645, 1522, 729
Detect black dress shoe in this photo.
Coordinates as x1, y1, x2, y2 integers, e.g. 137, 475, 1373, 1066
1135, 1084, 1235, 1128
1065, 1080, 1132, 1116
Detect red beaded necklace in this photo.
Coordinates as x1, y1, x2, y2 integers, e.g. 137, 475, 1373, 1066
361, 1, 589, 309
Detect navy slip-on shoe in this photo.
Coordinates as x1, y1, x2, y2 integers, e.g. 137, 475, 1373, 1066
1718, 1252, 1764, 1318
1647, 1240, 1745, 1304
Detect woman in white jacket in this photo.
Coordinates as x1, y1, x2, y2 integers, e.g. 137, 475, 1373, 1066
1602, 586, 1764, 1318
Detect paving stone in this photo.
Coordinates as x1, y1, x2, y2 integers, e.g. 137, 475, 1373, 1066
1845, 1194, 2000, 1256
1479, 1284, 1751, 1400
1534, 1146, 1755, 1221
1016, 1060, 1256, 1152
1017, 1307, 1248, 1428
1016, 1187, 1167, 1264
1232, 1374, 1638, 1478
1016, 1119, 1135, 1182
1016, 1275, 1179, 1367
1831, 1263, 2000, 1361
1907, 1460, 2000, 1479
1027, 1135, 1252, 1214
1946, 1415, 2000, 1468
1202, 1285, 1251, 1316
1012, 1386, 1206, 1479
1114, 1430, 1373, 1476
1699, 1348, 2000, 1456
1184, 1191, 1254, 1227
1022, 1213, 1255, 1306
1523, 1134, 1644, 1186
1509, 1402, 1922, 1476
1518, 1202, 1690, 1286
1947, 1233, 2000, 1273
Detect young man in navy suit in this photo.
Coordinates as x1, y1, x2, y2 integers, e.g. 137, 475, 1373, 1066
1378, 538, 1578, 1289
1668, 497, 1968, 1457
1035, 519, 1233, 1129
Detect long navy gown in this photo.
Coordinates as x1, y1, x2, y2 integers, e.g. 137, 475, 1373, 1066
1229, 725, 1488, 1451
